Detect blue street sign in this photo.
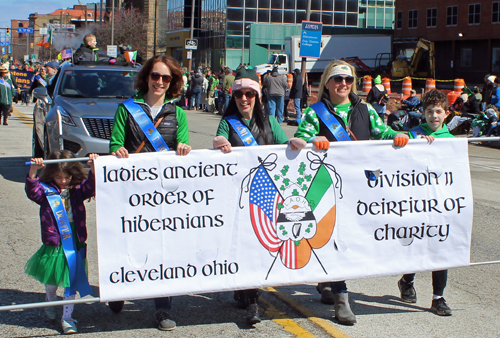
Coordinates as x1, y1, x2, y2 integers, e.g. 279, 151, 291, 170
0, 42, 9, 46
299, 21, 322, 59
17, 28, 34, 34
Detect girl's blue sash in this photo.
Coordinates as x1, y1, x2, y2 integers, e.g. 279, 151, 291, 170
41, 182, 92, 297
225, 114, 258, 146
0, 79, 12, 89
310, 102, 351, 141
123, 98, 170, 152
410, 126, 425, 139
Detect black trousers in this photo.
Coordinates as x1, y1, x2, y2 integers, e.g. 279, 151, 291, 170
403, 270, 448, 296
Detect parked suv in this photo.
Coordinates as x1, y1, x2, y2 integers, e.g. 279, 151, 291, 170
32, 61, 140, 158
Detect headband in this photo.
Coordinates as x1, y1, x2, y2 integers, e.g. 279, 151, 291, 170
232, 78, 261, 96
327, 65, 353, 82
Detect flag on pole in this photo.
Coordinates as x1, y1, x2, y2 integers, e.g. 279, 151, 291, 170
36, 30, 52, 47
61, 48, 73, 60
124, 51, 137, 63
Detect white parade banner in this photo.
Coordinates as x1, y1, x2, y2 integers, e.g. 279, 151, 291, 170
95, 139, 473, 302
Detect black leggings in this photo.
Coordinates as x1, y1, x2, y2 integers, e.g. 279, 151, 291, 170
234, 289, 260, 306
403, 270, 448, 296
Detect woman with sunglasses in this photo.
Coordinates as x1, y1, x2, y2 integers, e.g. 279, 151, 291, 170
108, 55, 191, 331
213, 68, 306, 325
294, 59, 408, 326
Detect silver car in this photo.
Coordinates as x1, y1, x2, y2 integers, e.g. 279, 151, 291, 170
32, 61, 140, 158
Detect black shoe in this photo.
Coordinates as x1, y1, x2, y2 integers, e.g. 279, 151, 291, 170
431, 298, 452, 316
156, 309, 177, 330
245, 303, 261, 325
398, 278, 417, 303
108, 300, 124, 313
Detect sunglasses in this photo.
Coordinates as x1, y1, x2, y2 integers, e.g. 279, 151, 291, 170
332, 76, 354, 85
233, 90, 256, 99
150, 72, 172, 83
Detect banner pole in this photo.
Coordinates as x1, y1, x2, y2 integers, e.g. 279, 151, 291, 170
0, 297, 101, 312
25, 157, 90, 165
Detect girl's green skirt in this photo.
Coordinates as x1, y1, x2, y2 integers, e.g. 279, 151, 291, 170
25, 222, 87, 287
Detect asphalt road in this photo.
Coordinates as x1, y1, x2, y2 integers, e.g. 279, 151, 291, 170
1, 102, 500, 337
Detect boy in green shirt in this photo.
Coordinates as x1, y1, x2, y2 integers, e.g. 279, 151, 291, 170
408, 89, 453, 140
398, 89, 453, 316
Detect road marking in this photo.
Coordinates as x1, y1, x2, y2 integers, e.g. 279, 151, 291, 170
267, 287, 352, 338
470, 163, 500, 172
260, 297, 317, 337
12, 107, 33, 126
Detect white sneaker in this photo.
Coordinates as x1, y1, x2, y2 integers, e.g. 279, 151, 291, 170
61, 318, 78, 334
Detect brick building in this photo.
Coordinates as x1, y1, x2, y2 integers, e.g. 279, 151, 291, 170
9, 20, 31, 65
395, 0, 500, 83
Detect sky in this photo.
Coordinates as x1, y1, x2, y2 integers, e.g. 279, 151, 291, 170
0, 0, 82, 34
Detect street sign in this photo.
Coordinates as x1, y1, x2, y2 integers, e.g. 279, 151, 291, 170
185, 39, 198, 50
0, 42, 9, 46
299, 21, 322, 59
40, 28, 48, 35
107, 45, 118, 58
18, 28, 34, 34
187, 51, 192, 59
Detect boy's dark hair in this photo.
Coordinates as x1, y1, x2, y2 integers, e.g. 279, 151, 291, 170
39, 150, 87, 188
422, 89, 449, 111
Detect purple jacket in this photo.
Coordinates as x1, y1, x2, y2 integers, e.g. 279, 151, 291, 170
25, 171, 95, 247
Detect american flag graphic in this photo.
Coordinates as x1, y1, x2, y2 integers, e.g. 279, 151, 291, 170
61, 48, 73, 59
249, 166, 283, 253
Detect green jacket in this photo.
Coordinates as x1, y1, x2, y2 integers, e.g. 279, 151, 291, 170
109, 92, 189, 153
0, 76, 14, 105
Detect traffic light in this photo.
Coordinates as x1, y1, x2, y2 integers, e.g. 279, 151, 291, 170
6, 28, 9, 36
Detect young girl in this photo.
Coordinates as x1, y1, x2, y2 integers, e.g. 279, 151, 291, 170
25, 150, 98, 334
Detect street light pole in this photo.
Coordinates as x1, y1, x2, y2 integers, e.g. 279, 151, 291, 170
241, 0, 245, 64
300, 0, 311, 83
188, 0, 195, 72
111, 0, 115, 45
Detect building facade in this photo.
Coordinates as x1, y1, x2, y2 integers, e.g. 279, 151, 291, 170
395, 0, 500, 83
9, 20, 30, 64
165, 0, 395, 70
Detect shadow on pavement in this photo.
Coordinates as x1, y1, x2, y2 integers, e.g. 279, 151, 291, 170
0, 156, 31, 183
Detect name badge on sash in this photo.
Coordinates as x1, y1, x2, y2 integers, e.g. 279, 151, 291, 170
310, 102, 351, 142
122, 98, 170, 152
225, 114, 258, 146
40, 182, 92, 297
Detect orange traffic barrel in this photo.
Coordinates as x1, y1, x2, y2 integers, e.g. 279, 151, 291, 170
402, 77, 412, 96
454, 78, 465, 92
257, 72, 262, 88
447, 91, 461, 105
362, 75, 372, 93
425, 78, 436, 92
287, 73, 293, 88
382, 77, 391, 94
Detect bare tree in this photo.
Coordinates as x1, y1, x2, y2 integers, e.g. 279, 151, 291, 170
93, 8, 147, 61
